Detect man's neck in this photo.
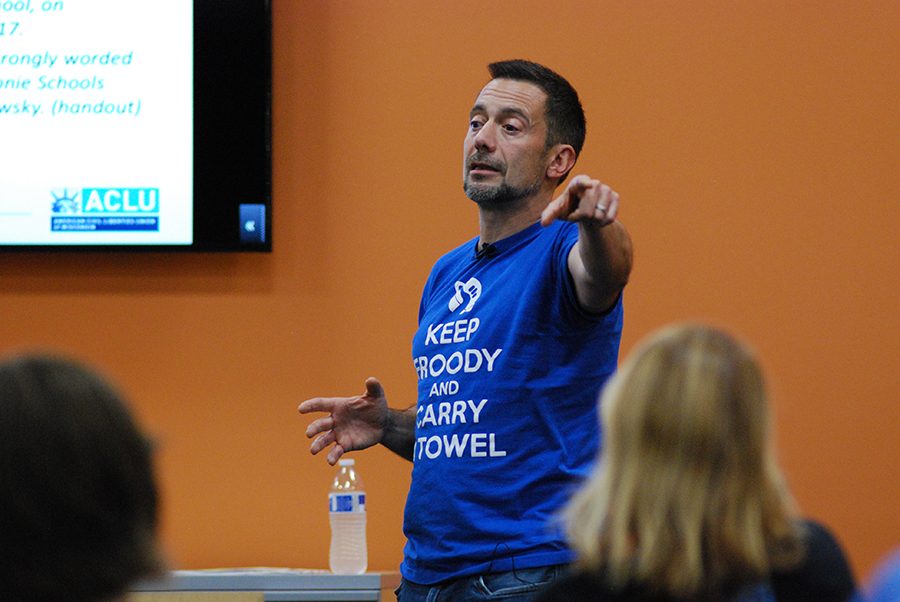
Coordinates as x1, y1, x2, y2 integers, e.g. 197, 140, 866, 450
477, 194, 549, 245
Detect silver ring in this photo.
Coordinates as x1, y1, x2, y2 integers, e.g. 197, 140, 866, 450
596, 204, 607, 212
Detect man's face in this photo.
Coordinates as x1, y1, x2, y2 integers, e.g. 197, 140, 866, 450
463, 78, 551, 208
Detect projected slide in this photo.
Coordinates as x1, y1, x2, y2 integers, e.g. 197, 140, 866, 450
0, 0, 192, 245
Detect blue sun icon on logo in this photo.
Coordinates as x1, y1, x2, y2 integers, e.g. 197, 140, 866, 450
51, 189, 81, 213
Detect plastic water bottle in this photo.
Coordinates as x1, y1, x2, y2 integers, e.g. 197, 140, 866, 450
328, 458, 367, 574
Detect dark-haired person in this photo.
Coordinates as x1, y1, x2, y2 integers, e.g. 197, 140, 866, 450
537, 324, 857, 602
0, 354, 164, 602
300, 60, 633, 601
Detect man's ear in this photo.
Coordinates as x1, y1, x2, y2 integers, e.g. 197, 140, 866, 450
546, 144, 577, 181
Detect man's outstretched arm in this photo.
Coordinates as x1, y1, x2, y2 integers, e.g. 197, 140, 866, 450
541, 175, 633, 314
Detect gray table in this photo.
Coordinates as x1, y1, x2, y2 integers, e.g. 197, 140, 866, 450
133, 569, 400, 602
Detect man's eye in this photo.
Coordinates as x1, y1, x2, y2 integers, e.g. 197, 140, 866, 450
503, 124, 520, 133
469, 120, 483, 130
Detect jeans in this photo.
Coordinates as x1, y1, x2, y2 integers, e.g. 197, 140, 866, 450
395, 565, 563, 602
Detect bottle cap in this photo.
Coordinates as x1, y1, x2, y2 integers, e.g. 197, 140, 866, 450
338, 458, 355, 466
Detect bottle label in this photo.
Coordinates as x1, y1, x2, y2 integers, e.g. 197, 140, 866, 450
329, 492, 366, 513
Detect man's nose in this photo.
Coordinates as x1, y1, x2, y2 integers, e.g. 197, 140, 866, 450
473, 122, 496, 151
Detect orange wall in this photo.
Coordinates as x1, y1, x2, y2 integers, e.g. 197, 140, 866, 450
1, 0, 897, 583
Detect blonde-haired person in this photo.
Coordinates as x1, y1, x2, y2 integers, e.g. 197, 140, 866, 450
537, 324, 857, 601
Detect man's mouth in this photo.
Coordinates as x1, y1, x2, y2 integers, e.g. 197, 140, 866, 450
468, 160, 503, 175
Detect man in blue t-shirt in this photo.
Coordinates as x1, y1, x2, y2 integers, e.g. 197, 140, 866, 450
300, 60, 633, 601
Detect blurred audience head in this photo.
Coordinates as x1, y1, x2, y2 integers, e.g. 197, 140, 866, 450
0, 354, 163, 602
564, 323, 802, 598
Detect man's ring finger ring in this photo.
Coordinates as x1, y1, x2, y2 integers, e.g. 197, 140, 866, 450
596, 204, 607, 212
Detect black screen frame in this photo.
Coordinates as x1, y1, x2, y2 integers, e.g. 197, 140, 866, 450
0, 0, 272, 253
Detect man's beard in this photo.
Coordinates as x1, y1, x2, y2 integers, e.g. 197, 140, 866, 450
464, 178, 541, 210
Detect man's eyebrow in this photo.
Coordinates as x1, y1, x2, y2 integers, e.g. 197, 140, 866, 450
469, 104, 532, 124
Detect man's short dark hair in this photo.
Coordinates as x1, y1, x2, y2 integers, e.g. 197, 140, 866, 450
0, 355, 163, 602
488, 59, 587, 158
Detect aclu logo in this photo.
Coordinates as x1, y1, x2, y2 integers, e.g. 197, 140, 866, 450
51, 188, 159, 214
82, 188, 159, 214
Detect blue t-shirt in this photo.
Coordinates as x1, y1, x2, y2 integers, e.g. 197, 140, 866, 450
402, 220, 623, 584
